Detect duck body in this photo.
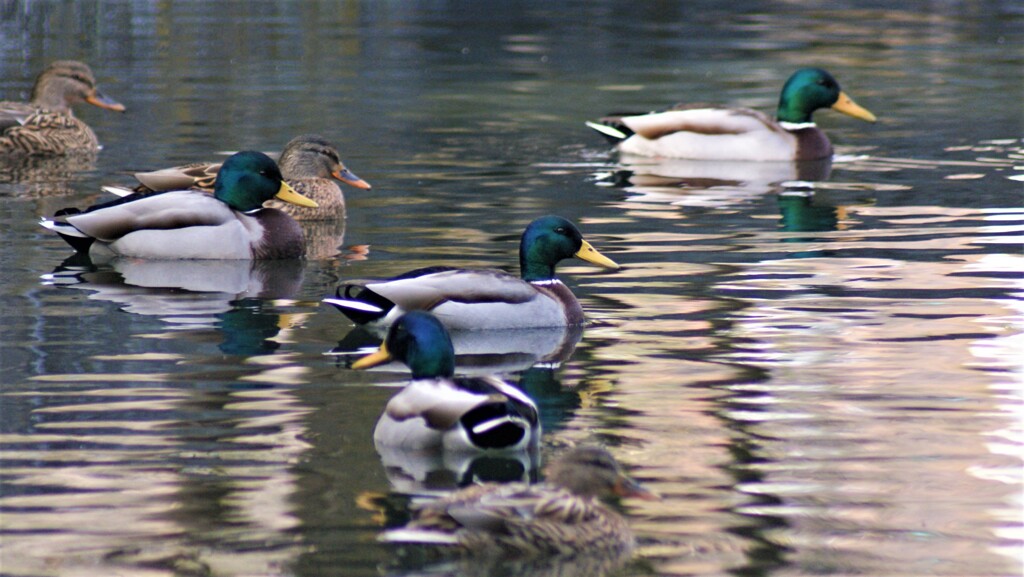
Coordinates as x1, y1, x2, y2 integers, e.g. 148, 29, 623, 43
41, 151, 317, 260
323, 216, 618, 331
0, 61, 124, 156
373, 375, 540, 453
125, 134, 369, 221
587, 68, 875, 161
332, 267, 586, 331
597, 106, 833, 161
380, 446, 655, 557
354, 312, 541, 453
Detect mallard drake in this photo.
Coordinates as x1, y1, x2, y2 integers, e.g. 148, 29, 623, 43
0, 60, 124, 156
380, 445, 656, 556
40, 151, 318, 259
586, 67, 876, 161
323, 215, 619, 330
118, 134, 369, 220
354, 311, 541, 453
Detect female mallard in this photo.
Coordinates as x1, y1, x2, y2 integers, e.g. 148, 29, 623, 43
40, 151, 318, 259
0, 60, 124, 156
586, 68, 876, 161
353, 311, 540, 453
381, 445, 656, 556
121, 134, 370, 220
322, 215, 619, 330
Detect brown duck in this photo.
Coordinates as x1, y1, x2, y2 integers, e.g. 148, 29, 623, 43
381, 445, 656, 557
0, 60, 124, 156
120, 134, 370, 221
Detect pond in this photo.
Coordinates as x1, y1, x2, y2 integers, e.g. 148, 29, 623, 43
1, 2, 1022, 576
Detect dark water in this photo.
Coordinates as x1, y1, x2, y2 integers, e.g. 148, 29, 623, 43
1, 2, 1022, 576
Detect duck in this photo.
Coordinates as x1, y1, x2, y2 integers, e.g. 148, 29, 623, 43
322, 215, 619, 330
0, 60, 125, 156
353, 311, 541, 453
40, 150, 319, 260
380, 445, 656, 557
110, 134, 370, 221
586, 67, 876, 161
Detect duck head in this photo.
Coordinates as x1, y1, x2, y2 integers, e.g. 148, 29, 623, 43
31, 60, 125, 115
278, 134, 371, 189
352, 311, 456, 379
519, 215, 619, 282
213, 151, 318, 212
776, 68, 876, 125
546, 446, 657, 500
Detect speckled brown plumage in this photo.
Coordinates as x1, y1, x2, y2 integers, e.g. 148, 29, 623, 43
0, 61, 123, 156
382, 446, 655, 557
127, 134, 369, 221
263, 134, 369, 220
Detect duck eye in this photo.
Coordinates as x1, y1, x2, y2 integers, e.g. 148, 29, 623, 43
554, 227, 567, 235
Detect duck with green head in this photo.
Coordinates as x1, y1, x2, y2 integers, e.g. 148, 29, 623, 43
0, 60, 125, 156
323, 215, 619, 330
353, 311, 541, 453
380, 445, 657, 557
586, 67, 876, 161
41, 151, 318, 259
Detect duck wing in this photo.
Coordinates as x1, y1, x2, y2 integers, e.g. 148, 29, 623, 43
388, 375, 537, 427
366, 269, 539, 310
133, 162, 221, 192
621, 106, 780, 139
60, 189, 236, 241
385, 377, 504, 430
0, 102, 37, 132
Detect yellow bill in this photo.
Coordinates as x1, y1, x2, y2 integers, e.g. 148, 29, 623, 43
275, 181, 319, 208
352, 343, 392, 370
575, 239, 619, 269
832, 91, 877, 122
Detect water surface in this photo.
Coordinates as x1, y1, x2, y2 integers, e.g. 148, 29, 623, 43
1, 2, 1022, 576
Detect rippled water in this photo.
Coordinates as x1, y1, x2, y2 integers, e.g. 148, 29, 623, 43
1, 2, 1022, 576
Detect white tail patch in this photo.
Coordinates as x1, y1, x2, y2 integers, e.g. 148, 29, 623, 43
585, 121, 628, 140
39, 218, 88, 237
379, 529, 459, 545
101, 185, 134, 197
321, 297, 383, 313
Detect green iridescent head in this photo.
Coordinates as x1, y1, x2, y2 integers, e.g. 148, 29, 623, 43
352, 311, 456, 379
518, 215, 619, 282
213, 151, 318, 212
776, 68, 876, 124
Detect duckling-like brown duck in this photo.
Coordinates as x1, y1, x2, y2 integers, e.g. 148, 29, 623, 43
0, 60, 124, 156
381, 445, 656, 557
122, 134, 370, 220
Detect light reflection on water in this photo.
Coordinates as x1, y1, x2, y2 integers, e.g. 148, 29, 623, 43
1, 2, 1022, 577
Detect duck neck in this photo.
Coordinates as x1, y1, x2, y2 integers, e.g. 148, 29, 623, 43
408, 352, 455, 380
776, 100, 814, 125
520, 256, 556, 283
31, 90, 71, 115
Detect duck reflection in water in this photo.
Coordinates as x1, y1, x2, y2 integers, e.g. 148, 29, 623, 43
42, 256, 305, 356
352, 312, 546, 494
333, 321, 582, 376
597, 154, 832, 208
0, 151, 97, 196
